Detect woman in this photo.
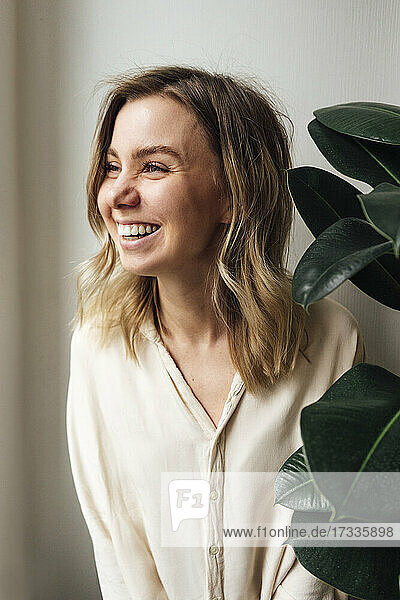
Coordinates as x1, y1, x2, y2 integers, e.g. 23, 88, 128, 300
66, 65, 365, 599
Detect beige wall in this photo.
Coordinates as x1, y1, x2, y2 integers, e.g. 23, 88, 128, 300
0, 2, 28, 599
3, 1, 399, 598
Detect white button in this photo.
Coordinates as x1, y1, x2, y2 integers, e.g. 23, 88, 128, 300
212, 597, 221, 600
210, 490, 219, 501
209, 545, 219, 556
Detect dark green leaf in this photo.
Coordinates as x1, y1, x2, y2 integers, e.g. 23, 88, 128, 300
308, 119, 400, 187
358, 183, 400, 257
287, 166, 365, 233
287, 167, 400, 310
314, 102, 400, 144
289, 511, 400, 600
274, 447, 332, 512
292, 218, 394, 312
301, 363, 400, 521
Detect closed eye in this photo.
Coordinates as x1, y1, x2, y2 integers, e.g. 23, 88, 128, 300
104, 162, 119, 173
104, 161, 169, 175
142, 161, 169, 173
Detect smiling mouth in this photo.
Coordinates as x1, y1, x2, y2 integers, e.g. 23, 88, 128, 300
119, 224, 161, 240
121, 226, 161, 242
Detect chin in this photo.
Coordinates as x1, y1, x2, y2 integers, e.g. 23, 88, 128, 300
119, 259, 158, 278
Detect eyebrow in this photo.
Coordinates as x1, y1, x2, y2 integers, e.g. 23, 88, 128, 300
106, 144, 184, 162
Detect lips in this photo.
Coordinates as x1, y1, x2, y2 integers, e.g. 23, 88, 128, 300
118, 223, 162, 249
115, 220, 159, 226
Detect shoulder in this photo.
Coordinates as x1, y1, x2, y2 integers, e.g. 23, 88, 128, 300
69, 321, 118, 380
69, 319, 149, 379
67, 321, 124, 416
306, 296, 361, 337
303, 296, 364, 368
70, 320, 101, 362
69, 318, 124, 360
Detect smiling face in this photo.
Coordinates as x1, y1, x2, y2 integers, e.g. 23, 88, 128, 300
97, 95, 230, 278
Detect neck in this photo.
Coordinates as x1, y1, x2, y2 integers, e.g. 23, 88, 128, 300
154, 271, 227, 349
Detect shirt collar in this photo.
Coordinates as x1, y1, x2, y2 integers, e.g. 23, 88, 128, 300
139, 314, 161, 343
139, 314, 245, 393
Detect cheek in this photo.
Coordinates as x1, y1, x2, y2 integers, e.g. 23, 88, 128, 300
97, 190, 111, 221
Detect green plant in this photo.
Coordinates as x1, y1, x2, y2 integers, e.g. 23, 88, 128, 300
274, 102, 400, 600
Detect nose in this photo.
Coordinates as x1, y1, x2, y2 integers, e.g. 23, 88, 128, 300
110, 183, 141, 209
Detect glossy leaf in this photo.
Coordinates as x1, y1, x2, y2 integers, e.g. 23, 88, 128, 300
287, 166, 366, 232
300, 363, 400, 522
275, 451, 400, 598
274, 447, 332, 512
314, 102, 400, 145
287, 167, 400, 309
292, 217, 395, 312
358, 182, 400, 257
289, 514, 400, 600
308, 119, 400, 187
274, 364, 400, 598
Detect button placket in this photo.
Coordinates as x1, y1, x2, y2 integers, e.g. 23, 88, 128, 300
209, 545, 220, 556
205, 380, 244, 600
220, 380, 244, 425
218, 396, 233, 430
206, 434, 225, 600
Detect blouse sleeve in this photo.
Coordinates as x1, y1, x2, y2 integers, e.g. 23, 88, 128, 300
271, 318, 366, 600
66, 327, 168, 600
351, 321, 366, 366
271, 550, 349, 599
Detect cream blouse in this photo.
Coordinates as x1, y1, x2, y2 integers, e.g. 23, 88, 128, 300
66, 296, 366, 600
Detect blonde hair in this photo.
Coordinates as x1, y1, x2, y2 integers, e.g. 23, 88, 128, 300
71, 64, 309, 395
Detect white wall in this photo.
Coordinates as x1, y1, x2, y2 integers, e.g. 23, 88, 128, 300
4, 1, 399, 598
0, 2, 29, 599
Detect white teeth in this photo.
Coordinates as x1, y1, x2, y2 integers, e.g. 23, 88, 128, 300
117, 223, 160, 236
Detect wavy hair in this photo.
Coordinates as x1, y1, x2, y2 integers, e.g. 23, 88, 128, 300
71, 64, 309, 394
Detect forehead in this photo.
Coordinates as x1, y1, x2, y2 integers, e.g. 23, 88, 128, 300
110, 95, 210, 159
